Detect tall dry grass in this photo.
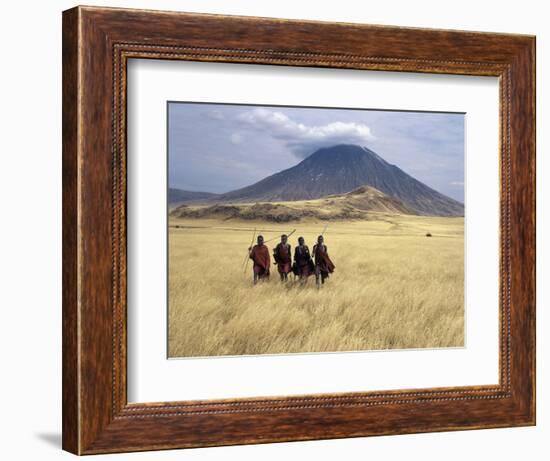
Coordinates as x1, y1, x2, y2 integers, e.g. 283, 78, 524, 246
168, 214, 464, 357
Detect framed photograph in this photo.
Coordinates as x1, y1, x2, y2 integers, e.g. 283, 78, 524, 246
62, 6, 535, 455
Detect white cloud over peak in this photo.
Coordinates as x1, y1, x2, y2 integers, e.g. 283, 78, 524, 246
238, 108, 375, 157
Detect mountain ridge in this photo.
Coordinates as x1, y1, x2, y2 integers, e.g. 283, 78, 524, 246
168, 188, 219, 205
170, 185, 415, 222
213, 144, 464, 217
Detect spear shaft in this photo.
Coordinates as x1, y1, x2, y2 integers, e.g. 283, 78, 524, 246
264, 228, 296, 243
243, 227, 257, 274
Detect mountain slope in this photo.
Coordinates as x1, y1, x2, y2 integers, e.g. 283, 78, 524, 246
170, 185, 415, 222
168, 188, 218, 205
330, 185, 415, 215
214, 144, 464, 217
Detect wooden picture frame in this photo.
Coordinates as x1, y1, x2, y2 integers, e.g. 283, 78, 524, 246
62, 5, 536, 455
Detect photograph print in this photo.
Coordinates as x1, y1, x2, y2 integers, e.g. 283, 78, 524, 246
168, 102, 465, 358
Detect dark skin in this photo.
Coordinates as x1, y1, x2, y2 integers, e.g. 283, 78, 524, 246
295, 237, 311, 285
313, 235, 328, 287
247, 235, 265, 253
277, 235, 290, 282
249, 235, 265, 284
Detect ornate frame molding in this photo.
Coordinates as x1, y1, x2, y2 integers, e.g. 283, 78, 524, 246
63, 6, 535, 454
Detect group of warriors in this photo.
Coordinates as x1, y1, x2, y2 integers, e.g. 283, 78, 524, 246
248, 234, 335, 287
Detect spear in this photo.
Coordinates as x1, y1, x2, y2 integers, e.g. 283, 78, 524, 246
313, 224, 329, 256
263, 228, 296, 243
243, 227, 257, 274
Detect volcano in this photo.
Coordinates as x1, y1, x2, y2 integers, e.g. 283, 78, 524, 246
214, 144, 464, 217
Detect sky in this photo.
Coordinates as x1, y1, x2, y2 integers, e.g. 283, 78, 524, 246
168, 102, 465, 202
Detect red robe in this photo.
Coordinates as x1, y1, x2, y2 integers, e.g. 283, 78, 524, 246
313, 244, 335, 275
250, 244, 270, 277
294, 245, 313, 277
274, 243, 292, 274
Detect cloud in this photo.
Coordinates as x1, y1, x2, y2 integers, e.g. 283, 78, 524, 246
238, 108, 374, 157
230, 132, 243, 144
450, 181, 464, 186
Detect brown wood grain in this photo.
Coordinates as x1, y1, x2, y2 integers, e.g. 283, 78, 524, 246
62, 5, 536, 455
61, 6, 80, 454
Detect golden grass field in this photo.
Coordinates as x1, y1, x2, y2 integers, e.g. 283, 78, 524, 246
168, 213, 464, 358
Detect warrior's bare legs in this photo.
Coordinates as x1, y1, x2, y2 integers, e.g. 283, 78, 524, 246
315, 268, 327, 287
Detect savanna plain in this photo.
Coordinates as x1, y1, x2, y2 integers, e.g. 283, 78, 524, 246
168, 213, 464, 357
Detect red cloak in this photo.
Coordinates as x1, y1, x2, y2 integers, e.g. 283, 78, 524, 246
274, 243, 292, 274
250, 244, 271, 276
314, 244, 335, 273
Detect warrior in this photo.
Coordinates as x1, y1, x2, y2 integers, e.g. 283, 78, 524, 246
273, 234, 292, 282
248, 235, 270, 284
293, 236, 313, 285
313, 235, 335, 287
